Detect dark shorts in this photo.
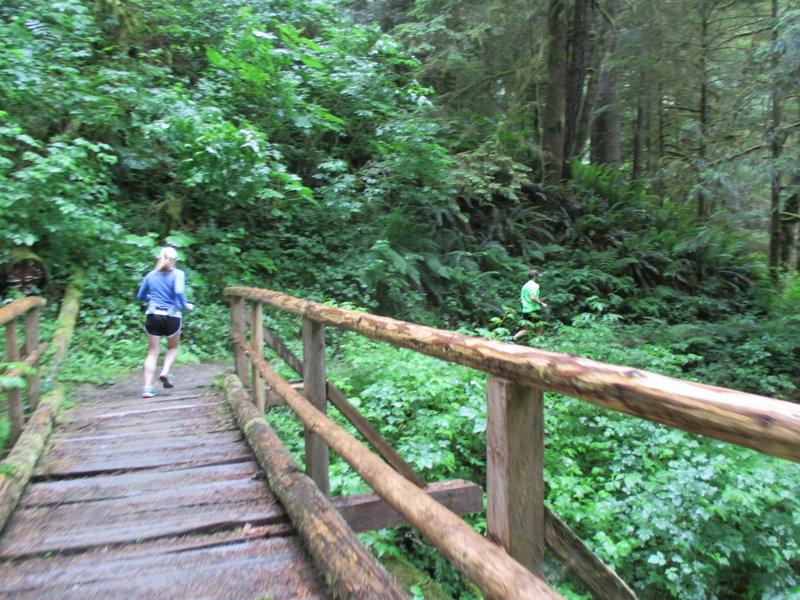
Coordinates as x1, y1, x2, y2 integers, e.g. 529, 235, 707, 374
519, 310, 540, 329
145, 313, 182, 338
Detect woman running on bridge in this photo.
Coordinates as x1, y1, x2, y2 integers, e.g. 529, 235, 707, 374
136, 246, 194, 398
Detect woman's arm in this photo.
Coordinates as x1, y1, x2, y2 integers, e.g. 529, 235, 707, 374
173, 270, 193, 310
136, 275, 150, 302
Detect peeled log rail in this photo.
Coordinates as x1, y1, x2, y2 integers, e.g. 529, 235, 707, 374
232, 334, 565, 600
261, 323, 425, 488
1, 342, 48, 381
221, 373, 407, 600
0, 297, 46, 327
225, 287, 800, 463
1, 272, 83, 531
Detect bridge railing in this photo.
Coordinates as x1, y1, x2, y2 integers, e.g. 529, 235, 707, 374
224, 286, 800, 600
0, 297, 48, 445
0, 274, 83, 533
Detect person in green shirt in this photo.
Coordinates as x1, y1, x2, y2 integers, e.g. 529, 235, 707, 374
513, 269, 548, 341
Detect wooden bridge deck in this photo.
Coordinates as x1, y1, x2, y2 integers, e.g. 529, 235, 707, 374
0, 366, 331, 599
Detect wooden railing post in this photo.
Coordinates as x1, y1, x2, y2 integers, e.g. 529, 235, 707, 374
486, 376, 545, 578
303, 317, 329, 496
251, 302, 265, 412
5, 319, 23, 445
229, 296, 249, 382
24, 308, 41, 411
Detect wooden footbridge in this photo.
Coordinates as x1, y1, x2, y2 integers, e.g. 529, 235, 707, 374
1, 285, 799, 599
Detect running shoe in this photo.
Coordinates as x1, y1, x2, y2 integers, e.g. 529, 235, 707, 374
141, 387, 157, 398
159, 372, 174, 388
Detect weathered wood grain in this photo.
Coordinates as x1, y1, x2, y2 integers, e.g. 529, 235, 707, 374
302, 317, 329, 495
1, 370, 337, 599
34, 428, 251, 477
229, 342, 565, 600
0, 534, 329, 600
20, 461, 262, 506
31, 393, 248, 477
224, 372, 408, 600
0, 476, 286, 557
331, 479, 482, 532
487, 377, 545, 578
261, 322, 426, 487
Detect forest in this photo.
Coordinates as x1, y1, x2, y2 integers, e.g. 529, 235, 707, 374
1, 0, 799, 598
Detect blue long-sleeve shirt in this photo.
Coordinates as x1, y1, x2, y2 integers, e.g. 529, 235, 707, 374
136, 268, 191, 317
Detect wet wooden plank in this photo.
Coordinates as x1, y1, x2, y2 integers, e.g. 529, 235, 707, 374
0, 370, 344, 599
35, 430, 251, 477
0, 534, 330, 600
1, 470, 287, 557
21, 462, 263, 506
57, 397, 226, 431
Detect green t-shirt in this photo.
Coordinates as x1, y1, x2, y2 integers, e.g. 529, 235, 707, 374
520, 279, 541, 313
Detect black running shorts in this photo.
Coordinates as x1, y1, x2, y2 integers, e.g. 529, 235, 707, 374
145, 313, 182, 338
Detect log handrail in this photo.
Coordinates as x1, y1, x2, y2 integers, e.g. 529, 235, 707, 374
224, 286, 800, 463
224, 285, 798, 599
232, 333, 564, 600
1, 273, 83, 533
223, 372, 407, 599
2, 297, 47, 444
261, 321, 426, 488
0, 297, 46, 328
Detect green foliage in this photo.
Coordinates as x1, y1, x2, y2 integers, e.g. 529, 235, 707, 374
2, 1, 797, 597
545, 394, 800, 600
0, 128, 122, 272
323, 317, 798, 599
254, 314, 799, 600
774, 272, 800, 316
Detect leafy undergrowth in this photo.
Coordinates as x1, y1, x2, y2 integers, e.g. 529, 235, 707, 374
299, 324, 800, 600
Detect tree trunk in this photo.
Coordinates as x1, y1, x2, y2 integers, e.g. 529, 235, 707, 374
542, 0, 568, 183
697, 1, 712, 219
562, 0, 592, 173
780, 170, 800, 274
632, 103, 645, 180
768, 0, 785, 279
590, 0, 622, 167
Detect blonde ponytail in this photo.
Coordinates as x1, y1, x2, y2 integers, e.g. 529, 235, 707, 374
156, 247, 178, 272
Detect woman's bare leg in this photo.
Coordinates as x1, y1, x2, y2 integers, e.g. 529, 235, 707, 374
143, 335, 161, 389
161, 333, 180, 376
